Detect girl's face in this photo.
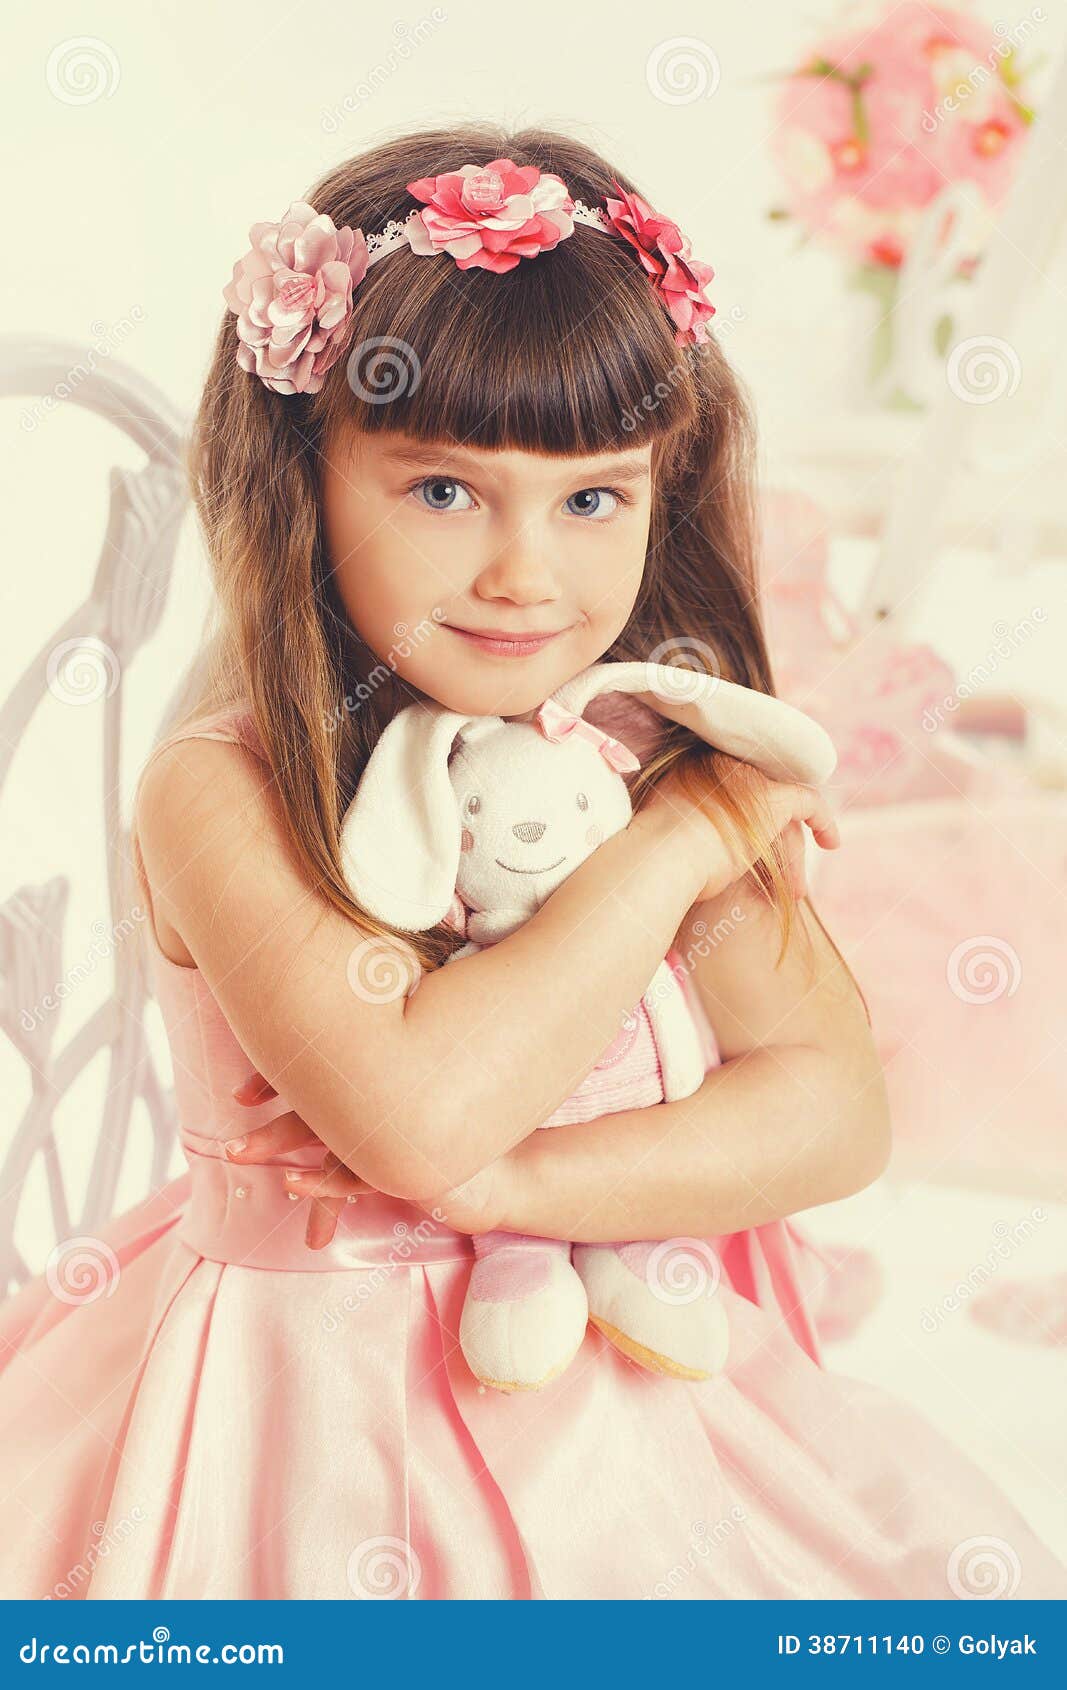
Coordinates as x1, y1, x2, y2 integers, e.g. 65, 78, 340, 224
321, 427, 653, 718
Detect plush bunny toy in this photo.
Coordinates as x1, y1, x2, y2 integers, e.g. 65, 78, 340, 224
339, 660, 837, 1393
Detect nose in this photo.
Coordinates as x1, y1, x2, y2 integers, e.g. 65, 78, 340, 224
512, 821, 546, 844
472, 529, 563, 605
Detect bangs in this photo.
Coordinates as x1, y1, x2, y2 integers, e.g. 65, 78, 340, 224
319, 228, 701, 459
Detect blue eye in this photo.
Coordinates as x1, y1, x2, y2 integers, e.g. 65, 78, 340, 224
411, 477, 475, 513
406, 477, 632, 518
565, 487, 628, 520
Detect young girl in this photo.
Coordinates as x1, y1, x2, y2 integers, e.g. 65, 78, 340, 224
1, 123, 1063, 1601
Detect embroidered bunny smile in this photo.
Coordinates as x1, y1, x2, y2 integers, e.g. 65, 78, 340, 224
495, 856, 567, 874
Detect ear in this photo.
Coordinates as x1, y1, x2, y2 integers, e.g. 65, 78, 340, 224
340, 702, 489, 931
551, 661, 837, 786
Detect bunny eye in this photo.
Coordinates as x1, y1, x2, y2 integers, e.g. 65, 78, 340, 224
465, 794, 481, 816
576, 792, 589, 811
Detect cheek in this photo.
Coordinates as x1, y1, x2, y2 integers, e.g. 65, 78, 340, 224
581, 543, 647, 632
326, 506, 442, 656
338, 562, 406, 642
460, 828, 475, 853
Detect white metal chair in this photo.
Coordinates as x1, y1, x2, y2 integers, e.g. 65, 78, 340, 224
0, 337, 193, 1295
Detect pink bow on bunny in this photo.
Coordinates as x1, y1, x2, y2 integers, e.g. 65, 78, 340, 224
535, 697, 642, 773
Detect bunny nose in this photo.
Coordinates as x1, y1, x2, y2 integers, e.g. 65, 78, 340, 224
512, 821, 547, 844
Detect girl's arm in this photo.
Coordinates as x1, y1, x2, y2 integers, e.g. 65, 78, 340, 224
135, 735, 714, 1204
488, 878, 891, 1241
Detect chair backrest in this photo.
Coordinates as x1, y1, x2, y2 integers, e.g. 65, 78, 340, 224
0, 337, 193, 1295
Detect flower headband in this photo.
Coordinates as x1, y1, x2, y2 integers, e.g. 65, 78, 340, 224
222, 157, 716, 396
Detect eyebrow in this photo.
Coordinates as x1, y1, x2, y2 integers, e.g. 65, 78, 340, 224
380, 443, 651, 484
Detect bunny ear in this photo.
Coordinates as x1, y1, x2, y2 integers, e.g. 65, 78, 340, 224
552, 661, 837, 786
340, 702, 482, 932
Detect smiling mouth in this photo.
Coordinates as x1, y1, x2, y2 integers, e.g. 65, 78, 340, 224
494, 857, 567, 874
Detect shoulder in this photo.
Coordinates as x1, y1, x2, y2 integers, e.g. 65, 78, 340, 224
135, 731, 287, 933
137, 731, 267, 844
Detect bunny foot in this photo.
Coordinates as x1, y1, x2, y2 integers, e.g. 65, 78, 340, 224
459, 1233, 589, 1393
572, 1240, 729, 1381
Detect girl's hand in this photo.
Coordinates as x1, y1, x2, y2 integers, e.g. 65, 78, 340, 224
638, 768, 840, 906
226, 1074, 508, 1243
225, 1075, 374, 1250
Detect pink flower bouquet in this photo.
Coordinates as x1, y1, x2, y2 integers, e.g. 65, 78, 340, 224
769, 1, 1036, 272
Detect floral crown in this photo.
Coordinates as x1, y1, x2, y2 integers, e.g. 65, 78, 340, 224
223, 157, 716, 396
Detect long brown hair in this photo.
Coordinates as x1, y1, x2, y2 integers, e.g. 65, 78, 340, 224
167, 121, 867, 1018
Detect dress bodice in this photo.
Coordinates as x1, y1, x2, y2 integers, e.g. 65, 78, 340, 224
144, 927, 477, 1273
132, 707, 475, 1274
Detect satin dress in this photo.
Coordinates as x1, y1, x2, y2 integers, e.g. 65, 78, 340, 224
0, 705, 1063, 1600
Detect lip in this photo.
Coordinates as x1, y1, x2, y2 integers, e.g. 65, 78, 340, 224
445, 623, 571, 658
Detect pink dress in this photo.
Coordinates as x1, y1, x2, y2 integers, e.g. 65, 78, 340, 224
0, 707, 1063, 1601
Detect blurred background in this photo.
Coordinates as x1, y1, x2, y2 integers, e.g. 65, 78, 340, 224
2, 0, 1065, 1568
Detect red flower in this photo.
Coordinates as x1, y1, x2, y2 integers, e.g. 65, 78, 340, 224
603, 184, 716, 346
869, 234, 904, 268
974, 119, 1012, 158
831, 137, 867, 173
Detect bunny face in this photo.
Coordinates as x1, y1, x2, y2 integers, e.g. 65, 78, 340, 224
449, 720, 634, 923
338, 658, 837, 933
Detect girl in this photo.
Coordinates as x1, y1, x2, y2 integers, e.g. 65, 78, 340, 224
1, 124, 1063, 1601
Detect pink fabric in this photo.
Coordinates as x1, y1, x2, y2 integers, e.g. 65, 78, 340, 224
534, 697, 642, 773
469, 1234, 571, 1301
0, 708, 1063, 1599
539, 995, 665, 1129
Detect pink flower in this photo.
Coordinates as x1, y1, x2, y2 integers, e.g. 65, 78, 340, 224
223, 201, 370, 395
602, 185, 715, 347
405, 159, 576, 273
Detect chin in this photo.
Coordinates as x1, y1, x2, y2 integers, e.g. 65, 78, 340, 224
398, 656, 560, 720
417, 675, 548, 719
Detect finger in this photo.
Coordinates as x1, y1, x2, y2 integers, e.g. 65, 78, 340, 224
283, 1166, 373, 1199
224, 1111, 319, 1160
803, 793, 841, 850
770, 784, 840, 851
232, 1071, 278, 1106
306, 1194, 344, 1251
782, 819, 808, 897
